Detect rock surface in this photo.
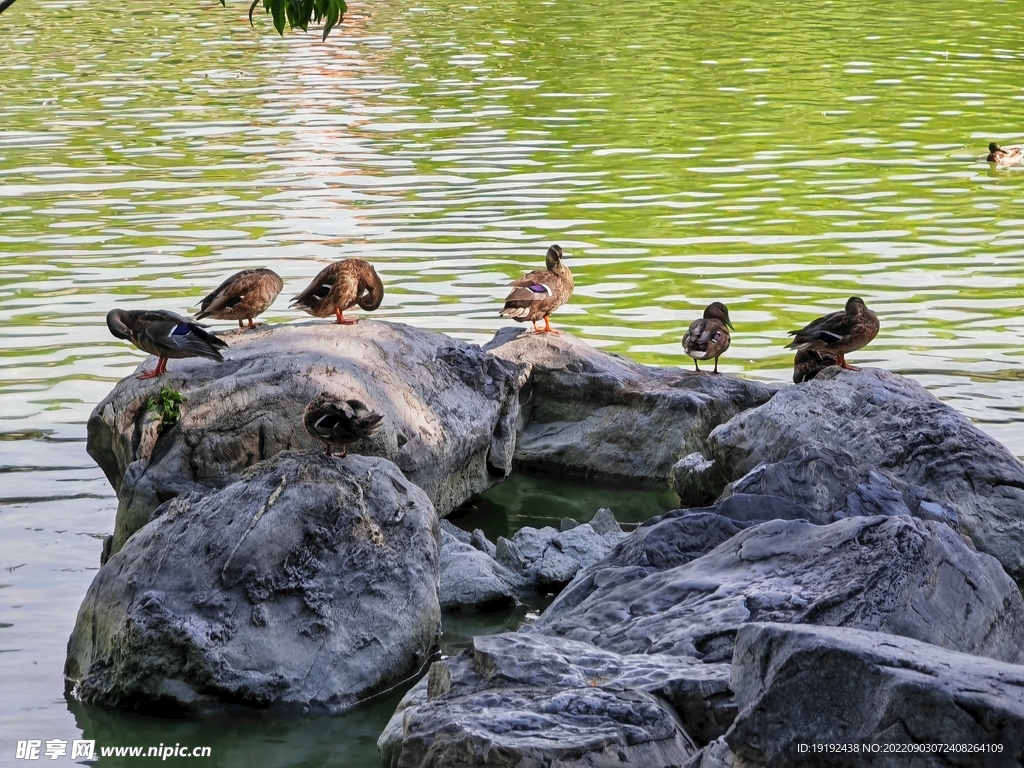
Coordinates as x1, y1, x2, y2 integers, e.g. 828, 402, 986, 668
379, 633, 718, 768
65, 451, 440, 713
727, 622, 1024, 767
531, 514, 1024, 665
690, 367, 1024, 580
88, 320, 521, 556
484, 328, 777, 483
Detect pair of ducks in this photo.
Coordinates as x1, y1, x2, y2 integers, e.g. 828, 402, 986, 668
682, 296, 880, 383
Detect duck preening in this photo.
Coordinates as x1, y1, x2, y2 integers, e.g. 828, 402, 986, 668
290, 259, 384, 325
785, 296, 879, 371
303, 393, 384, 457
195, 268, 283, 329
987, 142, 1024, 165
106, 308, 227, 379
499, 244, 574, 334
682, 302, 733, 373
792, 348, 840, 383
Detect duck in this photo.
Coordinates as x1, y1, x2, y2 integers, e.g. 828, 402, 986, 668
792, 348, 839, 384
106, 308, 228, 379
290, 259, 384, 325
499, 244, 574, 334
986, 142, 1024, 165
785, 296, 879, 371
195, 268, 283, 329
682, 302, 733, 373
303, 393, 384, 457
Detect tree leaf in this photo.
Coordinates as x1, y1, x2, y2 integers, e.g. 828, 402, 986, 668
270, 0, 286, 34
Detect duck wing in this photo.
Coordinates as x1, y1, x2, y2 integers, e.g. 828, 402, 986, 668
137, 311, 227, 361
290, 263, 340, 312
786, 309, 851, 349
196, 269, 282, 319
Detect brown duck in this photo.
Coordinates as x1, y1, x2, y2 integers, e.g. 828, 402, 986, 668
106, 308, 227, 379
290, 259, 384, 325
785, 296, 879, 371
303, 393, 384, 457
792, 348, 840, 383
682, 302, 733, 373
987, 142, 1024, 165
499, 244, 574, 334
195, 268, 283, 329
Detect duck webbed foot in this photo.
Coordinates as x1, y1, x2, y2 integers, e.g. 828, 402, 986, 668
536, 317, 563, 335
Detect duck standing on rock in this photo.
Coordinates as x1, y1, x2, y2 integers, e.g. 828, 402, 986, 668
290, 259, 384, 325
303, 393, 384, 458
682, 302, 733, 373
195, 268, 283, 329
499, 244, 574, 334
786, 296, 879, 371
792, 348, 840, 383
106, 308, 228, 379
987, 142, 1024, 165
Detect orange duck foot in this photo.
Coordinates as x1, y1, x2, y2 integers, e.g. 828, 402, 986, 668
535, 317, 562, 335
334, 309, 358, 325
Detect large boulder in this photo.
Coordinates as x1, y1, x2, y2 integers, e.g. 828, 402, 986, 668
726, 622, 1024, 767
88, 320, 521, 555
685, 367, 1024, 580
65, 451, 440, 713
484, 328, 777, 483
530, 514, 1024, 665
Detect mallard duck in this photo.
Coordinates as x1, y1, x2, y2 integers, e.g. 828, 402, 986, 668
303, 393, 384, 457
195, 268, 283, 329
792, 348, 839, 383
290, 259, 384, 325
106, 308, 227, 379
785, 296, 879, 371
499, 244, 574, 334
682, 302, 733, 373
987, 142, 1024, 165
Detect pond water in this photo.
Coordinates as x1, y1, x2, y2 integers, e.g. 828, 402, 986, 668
2, 0, 1023, 763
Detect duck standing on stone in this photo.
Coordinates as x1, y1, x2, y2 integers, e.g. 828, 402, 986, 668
786, 296, 879, 371
682, 302, 733, 373
195, 268, 283, 329
499, 244, 574, 334
303, 393, 384, 458
106, 308, 228, 379
987, 142, 1024, 166
290, 259, 384, 325
792, 348, 839, 383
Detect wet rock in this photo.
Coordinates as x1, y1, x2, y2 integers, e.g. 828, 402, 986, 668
65, 451, 440, 713
484, 328, 777, 484
727, 622, 1024, 767
379, 633, 710, 768
703, 367, 1024, 580
531, 514, 1024, 665
87, 321, 522, 557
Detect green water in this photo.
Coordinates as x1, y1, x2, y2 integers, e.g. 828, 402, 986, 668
2, 0, 1024, 763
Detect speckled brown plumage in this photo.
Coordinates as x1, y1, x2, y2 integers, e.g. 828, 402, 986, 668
987, 142, 1024, 165
195, 268, 283, 329
682, 302, 733, 374
303, 393, 384, 457
792, 348, 840, 383
290, 259, 384, 325
499, 244, 574, 334
786, 296, 879, 371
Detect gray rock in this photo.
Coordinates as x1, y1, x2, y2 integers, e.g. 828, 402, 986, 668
685, 738, 745, 768
706, 367, 1024, 580
438, 527, 521, 613
672, 452, 729, 507
727, 623, 1024, 767
65, 451, 440, 712
379, 633, 709, 768
484, 327, 777, 483
88, 321, 521, 557
531, 515, 1024, 665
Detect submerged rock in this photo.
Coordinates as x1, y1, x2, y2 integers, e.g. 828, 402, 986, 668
697, 367, 1024, 580
484, 328, 777, 484
65, 451, 440, 713
727, 622, 1024, 767
88, 321, 521, 556
531, 514, 1024, 665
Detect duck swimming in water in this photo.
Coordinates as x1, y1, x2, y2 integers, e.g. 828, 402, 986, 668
106, 308, 227, 379
987, 142, 1024, 165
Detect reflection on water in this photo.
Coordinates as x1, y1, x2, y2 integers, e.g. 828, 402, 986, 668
3, 0, 1024, 763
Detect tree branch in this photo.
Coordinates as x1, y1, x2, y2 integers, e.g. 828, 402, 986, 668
0, 0, 19, 16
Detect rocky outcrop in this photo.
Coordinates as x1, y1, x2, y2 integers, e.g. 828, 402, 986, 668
88, 321, 521, 556
531, 513, 1024, 665
484, 328, 777, 483
725, 622, 1024, 767
439, 509, 629, 612
675, 367, 1024, 580
379, 633, 721, 768
65, 451, 440, 713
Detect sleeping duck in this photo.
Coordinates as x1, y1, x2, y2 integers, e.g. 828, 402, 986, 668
290, 259, 384, 325
106, 308, 227, 379
682, 302, 733, 374
195, 268, 283, 329
792, 348, 840, 383
785, 297, 879, 371
303, 393, 384, 457
499, 244, 574, 334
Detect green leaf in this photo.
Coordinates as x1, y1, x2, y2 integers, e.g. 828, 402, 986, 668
270, 0, 286, 35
